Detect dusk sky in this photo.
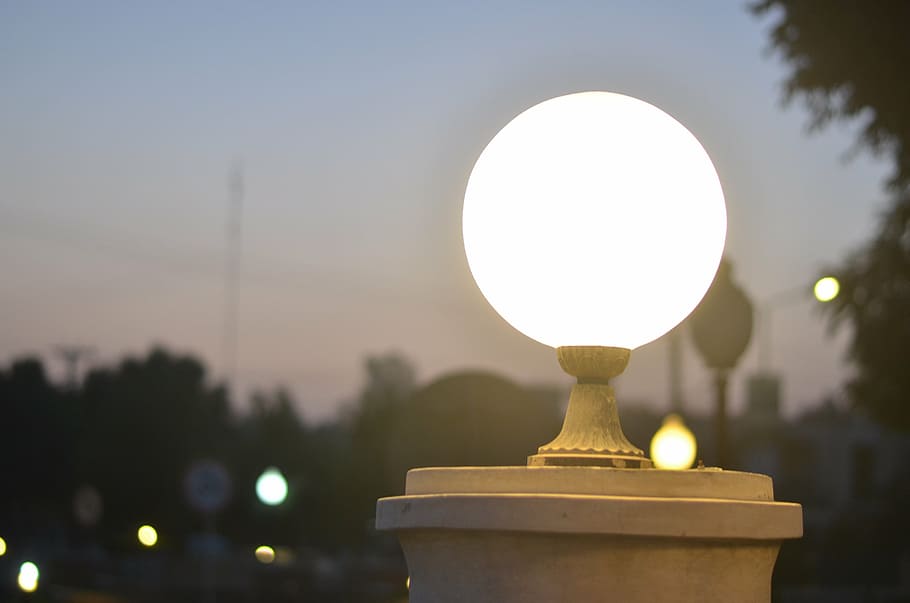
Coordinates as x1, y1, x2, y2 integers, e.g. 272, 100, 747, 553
1, 1, 892, 422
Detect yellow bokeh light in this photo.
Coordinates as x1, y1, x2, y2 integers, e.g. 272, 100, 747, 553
814, 276, 840, 303
255, 545, 276, 564
18, 561, 39, 592
0, 536, 6, 556
18, 574, 38, 593
137, 524, 158, 547
650, 414, 697, 470
463, 91, 726, 349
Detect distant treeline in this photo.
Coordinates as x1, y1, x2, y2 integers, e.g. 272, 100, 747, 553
0, 347, 573, 554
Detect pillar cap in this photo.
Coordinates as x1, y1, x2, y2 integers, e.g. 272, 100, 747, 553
404, 466, 773, 500
376, 466, 802, 541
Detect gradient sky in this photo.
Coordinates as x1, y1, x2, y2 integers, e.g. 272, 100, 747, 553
0, 1, 892, 422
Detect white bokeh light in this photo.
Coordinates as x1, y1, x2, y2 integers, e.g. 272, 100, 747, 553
256, 467, 289, 506
463, 91, 726, 349
18, 561, 39, 593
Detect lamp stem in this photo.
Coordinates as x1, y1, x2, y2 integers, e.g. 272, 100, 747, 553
528, 346, 651, 468
714, 370, 729, 468
669, 326, 684, 413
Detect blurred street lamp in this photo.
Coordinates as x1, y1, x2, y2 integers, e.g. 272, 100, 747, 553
813, 276, 840, 303
689, 259, 754, 468
254, 545, 276, 564
137, 524, 158, 547
0, 535, 6, 556
757, 275, 840, 372
17, 561, 39, 593
378, 91, 802, 602
255, 467, 288, 506
650, 414, 698, 470
742, 274, 840, 423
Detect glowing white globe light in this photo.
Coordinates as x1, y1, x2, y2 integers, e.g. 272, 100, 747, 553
463, 91, 727, 349
256, 467, 288, 506
650, 414, 698, 470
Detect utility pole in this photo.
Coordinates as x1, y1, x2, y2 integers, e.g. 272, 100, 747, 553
56, 345, 94, 390
224, 162, 243, 403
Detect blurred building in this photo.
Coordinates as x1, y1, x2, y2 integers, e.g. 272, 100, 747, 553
733, 374, 910, 602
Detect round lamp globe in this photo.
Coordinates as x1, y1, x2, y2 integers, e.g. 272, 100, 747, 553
463, 91, 726, 349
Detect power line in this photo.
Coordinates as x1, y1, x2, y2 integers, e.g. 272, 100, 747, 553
0, 204, 471, 313
0, 205, 222, 278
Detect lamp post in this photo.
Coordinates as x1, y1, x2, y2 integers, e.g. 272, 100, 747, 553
689, 259, 754, 467
757, 275, 840, 373
376, 91, 801, 602
744, 275, 839, 423
668, 325, 685, 412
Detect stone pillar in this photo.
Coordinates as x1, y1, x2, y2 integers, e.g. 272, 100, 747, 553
377, 466, 801, 603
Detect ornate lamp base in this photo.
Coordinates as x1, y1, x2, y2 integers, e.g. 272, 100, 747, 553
528, 346, 651, 468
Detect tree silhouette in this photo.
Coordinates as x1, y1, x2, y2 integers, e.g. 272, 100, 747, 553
753, 1, 910, 188
826, 201, 910, 429
339, 353, 417, 547
0, 358, 75, 525
77, 348, 235, 548
754, 0, 910, 429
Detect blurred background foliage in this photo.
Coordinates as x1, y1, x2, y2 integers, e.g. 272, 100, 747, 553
3, 344, 909, 601
0, 347, 566, 602
754, 0, 910, 430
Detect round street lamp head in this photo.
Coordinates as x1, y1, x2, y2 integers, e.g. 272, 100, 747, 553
689, 259, 754, 371
463, 91, 726, 350
650, 414, 698, 470
255, 545, 276, 564
137, 524, 158, 547
814, 276, 840, 302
